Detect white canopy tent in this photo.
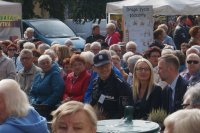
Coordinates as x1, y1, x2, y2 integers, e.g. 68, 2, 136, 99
106, 0, 200, 15
0, 1, 22, 40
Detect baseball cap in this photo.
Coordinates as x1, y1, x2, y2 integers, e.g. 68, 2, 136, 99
93, 53, 110, 67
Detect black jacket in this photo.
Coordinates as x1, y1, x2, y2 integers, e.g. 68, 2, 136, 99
133, 85, 162, 119
161, 75, 188, 114
90, 70, 133, 119
86, 34, 105, 43
173, 24, 190, 50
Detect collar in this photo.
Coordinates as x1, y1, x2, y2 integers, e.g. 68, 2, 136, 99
169, 75, 179, 100
169, 75, 179, 90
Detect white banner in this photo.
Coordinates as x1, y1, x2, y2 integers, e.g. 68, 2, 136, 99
123, 6, 153, 53
0, 1, 22, 40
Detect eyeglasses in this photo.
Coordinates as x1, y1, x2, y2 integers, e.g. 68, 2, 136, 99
135, 67, 150, 72
187, 60, 199, 64
8, 49, 17, 51
181, 103, 190, 109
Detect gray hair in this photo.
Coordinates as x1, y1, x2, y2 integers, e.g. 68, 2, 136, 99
19, 49, 33, 58
186, 47, 199, 56
127, 55, 143, 73
122, 51, 134, 63
23, 42, 36, 50
64, 40, 73, 47
90, 41, 101, 49
161, 48, 174, 56
38, 43, 50, 54
164, 109, 200, 133
106, 23, 116, 30
44, 49, 57, 61
26, 27, 34, 33
38, 54, 52, 65
80, 51, 95, 65
109, 44, 121, 51
126, 41, 137, 49
184, 83, 200, 107
0, 79, 30, 117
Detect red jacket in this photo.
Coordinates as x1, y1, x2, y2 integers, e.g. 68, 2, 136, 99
105, 32, 121, 46
63, 69, 91, 102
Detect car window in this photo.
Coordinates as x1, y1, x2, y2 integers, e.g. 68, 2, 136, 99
29, 20, 76, 38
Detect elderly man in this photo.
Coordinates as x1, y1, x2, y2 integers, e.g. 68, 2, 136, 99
0, 46, 16, 80
105, 23, 121, 46
126, 41, 137, 53
158, 54, 188, 113
90, 41, 101, 55
90, 53, 132, 119
181, 53, 200, 85
17, 49, 41, 94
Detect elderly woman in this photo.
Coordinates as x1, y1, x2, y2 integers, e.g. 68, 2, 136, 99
6, 43, 18, 65
105, 23, 121, 46
181, 53, 200, 85
188, 26, 200, 46
0, 79, 49, 133
63, 54, 91, 102
51, 101, 97, 133
182, 82, 200, 109
30, 55, 64, 119
164, 109, 200, 133
132, 58, 162, 119
24, 27, 35, 41
126, 41, 137, 53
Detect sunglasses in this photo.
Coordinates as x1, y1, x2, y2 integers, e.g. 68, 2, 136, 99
187, 60, 199, 64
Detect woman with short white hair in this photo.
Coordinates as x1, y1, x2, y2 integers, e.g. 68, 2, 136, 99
30, 54, 65, 120
105, 23, 121, 46
164, 109, 200, 133
0, 79, 49, 133
23, 42, 36, 50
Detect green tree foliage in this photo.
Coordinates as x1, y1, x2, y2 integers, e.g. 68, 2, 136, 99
66, 0, 121, 23
4, 0, 120, 22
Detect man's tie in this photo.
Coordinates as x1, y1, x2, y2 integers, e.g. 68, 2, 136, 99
168, 86, 174, 113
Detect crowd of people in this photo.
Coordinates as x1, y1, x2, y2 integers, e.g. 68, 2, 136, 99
0, 15, 200, 133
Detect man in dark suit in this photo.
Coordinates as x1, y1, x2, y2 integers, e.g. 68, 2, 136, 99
158, 54, 188, 113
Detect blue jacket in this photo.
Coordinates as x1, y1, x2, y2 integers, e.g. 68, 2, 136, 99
30, 64, 65, 106
0, 107, 49, 133
84, 66, 123, 103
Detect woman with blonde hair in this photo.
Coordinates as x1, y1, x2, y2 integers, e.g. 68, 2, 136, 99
0, 79, 49, 133
51, 101, 97, 133
132, 58, 162, 119
164, 109, 200, 133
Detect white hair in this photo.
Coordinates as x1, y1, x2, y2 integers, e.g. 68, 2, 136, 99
126, 41, 137, 49
20, 49, 33, 58
127, 55, 143, 73
26, 27, 34, 33
44, 49, 57, 61
164, 109, 200, 133
38, 43, 50, 53
38, 54, 52, 64
0, 79, 30, 117
122, 51, 134, 63
161, 48, 174, 56
64, 40, 73, 47
90, 42, 101, 49
186, 47, 199, 56
109, 44, 121, 51
23, 42, 36, 50
106, 23, 116, 30
184, 83, 200, 107
80, 51, 95, 65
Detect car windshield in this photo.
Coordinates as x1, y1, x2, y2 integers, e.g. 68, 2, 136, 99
29, 20, 76, 38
